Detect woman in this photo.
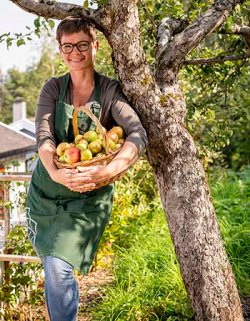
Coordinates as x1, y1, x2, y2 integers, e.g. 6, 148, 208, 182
27, 16, 147, 321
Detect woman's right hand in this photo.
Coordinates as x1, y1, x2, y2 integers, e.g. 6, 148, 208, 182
50, 167, 96, 192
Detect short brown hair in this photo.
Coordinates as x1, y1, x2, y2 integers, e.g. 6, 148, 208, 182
56, 16, 96, 43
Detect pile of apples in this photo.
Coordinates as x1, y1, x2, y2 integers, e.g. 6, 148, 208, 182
56, 126, 124, 165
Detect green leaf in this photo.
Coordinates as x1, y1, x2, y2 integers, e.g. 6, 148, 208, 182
47, 19, 55, 29
34, 17, 40, 28
83, 0, 89, 8
16, 38, 25, 47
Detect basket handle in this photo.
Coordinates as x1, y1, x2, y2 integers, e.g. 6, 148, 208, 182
72, 103, 110, 154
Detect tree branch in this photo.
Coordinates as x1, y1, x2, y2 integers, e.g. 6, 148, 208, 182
155, 0, 245, 88
219, 24, 250, 35
231, 24, 250, 35
218, 24, 250, 49
10, 0, 112, 36
155, 17, 188, 63
184, 53, 250, 65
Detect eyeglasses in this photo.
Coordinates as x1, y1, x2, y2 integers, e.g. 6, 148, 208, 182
60, 41, 92, 54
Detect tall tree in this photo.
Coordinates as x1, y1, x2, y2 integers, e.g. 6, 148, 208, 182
9, 1, 248, 320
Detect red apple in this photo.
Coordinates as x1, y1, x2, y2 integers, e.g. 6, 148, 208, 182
107, 131, 119, 144
110, 126, 124, 139
64, 146, 80, 164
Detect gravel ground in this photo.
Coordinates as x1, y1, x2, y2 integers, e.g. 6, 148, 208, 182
78, 268, 114, 321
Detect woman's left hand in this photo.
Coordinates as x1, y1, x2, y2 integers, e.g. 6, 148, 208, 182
71, 165, 113, 193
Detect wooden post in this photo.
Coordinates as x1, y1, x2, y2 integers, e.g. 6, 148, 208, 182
0, 252, 3, 287
3, 181, 10, 240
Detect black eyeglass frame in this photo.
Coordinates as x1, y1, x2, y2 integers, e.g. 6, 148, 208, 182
59, 41, 92, 54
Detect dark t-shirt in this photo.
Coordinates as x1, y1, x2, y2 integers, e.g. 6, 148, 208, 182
35, 72, 147, 155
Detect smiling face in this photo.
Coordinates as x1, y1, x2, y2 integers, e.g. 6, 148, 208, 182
59, 31, 98, 72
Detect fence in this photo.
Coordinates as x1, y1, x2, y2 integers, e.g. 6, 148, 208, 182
0, 173, 49, 320
0, 173, 40, 262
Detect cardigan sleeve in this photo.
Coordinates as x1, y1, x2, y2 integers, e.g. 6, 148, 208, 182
35, 77, 60, 150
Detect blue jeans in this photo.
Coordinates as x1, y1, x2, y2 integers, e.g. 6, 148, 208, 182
41, 256, 79, 321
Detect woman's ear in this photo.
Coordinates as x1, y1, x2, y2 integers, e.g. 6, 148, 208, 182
59, 47, 65, 61
93, 40, 99, 54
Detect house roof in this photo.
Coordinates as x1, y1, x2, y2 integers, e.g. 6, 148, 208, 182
9, 118, 36, 138
0, 122, 37, 160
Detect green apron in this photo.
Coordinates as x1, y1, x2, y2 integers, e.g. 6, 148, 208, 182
27, 73, 114, 274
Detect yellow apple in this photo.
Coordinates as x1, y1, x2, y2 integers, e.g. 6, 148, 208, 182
56, 142, 70, 156
74, 134, 84, 145
88, 140, 102, 155
76, 139, 88, 151
81, 149, 93, 161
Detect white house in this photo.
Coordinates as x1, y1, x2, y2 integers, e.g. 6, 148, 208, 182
0, 98, 37, 239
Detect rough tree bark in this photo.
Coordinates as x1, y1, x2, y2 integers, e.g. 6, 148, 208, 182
10, 1, 245, 320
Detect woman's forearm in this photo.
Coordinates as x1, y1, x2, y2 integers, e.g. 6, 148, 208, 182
38, 142, 58, 179
106, 141, 139, 177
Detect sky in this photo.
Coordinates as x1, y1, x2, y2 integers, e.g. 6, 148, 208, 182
0, 0, 84, 75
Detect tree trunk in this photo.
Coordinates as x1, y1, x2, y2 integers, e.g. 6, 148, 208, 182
145, 85, 244, 321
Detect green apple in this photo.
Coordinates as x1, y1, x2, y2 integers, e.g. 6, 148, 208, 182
76, 139, 88, 151
83, 130, 98, 143
88, 140, 102, 155
59, 155, 66, 162
107, 138, 117, 151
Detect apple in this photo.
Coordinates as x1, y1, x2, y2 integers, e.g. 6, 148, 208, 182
81, 149, 93, 161
88, 140, 103, 155
76, 139, 88, 151
107, 131, 119, 144
96, 151, 105, 157
56, 142, 70, 156
83, 130, 98, 143
64, 146, 81, 164
59, 155, 66, 162
107, 138, 117, 151
74, 134, 84, 145
110, 126, 124, 139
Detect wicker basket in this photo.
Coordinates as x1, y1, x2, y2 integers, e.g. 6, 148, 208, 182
54, 103, 127, 186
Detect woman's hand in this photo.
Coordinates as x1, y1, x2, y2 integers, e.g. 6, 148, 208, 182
72, 165, 113, 193
50, 167, 96, 192
70, 141, 139, 193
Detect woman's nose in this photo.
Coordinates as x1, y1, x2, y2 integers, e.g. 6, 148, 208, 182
71, 45, 81, 53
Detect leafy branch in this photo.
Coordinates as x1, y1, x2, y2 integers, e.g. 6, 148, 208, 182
184, 53, 250, 65
0, 17, 55, 49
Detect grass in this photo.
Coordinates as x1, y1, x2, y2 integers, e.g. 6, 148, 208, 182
93, 203, 193, 321
209, 166, 250, 295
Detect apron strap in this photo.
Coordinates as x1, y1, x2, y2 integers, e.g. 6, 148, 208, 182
59, 73, 70, 101
89, 72, 101, 130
